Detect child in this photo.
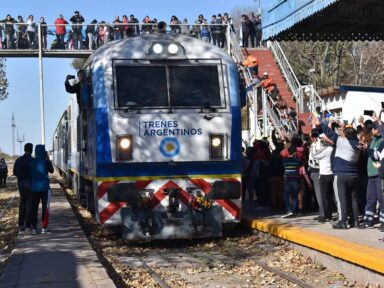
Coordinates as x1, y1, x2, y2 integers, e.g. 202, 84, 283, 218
281, 146, 303, 218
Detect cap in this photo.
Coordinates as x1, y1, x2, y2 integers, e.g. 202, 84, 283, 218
263, 72, 268, 76
74, 11, 79, 14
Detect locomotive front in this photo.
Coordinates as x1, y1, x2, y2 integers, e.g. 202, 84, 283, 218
88, 34, 242, 239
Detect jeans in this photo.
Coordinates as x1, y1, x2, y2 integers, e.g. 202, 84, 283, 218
284, 178, 301, 213
72, 30, 82, 50
30, 191, 48, 229
114, 32, 122, 41
87, 33, 94, 50
18, 187, 32, 227
56, 34, 65, 47
6, 33, 14, 49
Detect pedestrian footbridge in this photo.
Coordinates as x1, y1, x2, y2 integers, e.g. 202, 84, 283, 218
0, 49, 91, 58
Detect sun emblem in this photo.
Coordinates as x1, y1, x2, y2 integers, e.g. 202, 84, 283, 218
159, 137, 180, 158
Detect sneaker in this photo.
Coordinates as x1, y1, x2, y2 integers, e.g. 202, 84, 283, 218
318, 217, 328, 223
358, 222, 374, 229
18, 226, 26, 233
41, 228, 48, 234
332, 220, 348, 229
31, 229, 37, 235
281, 212, 294, 218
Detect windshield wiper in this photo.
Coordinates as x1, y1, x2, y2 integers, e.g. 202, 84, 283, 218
200, 102, 217, 113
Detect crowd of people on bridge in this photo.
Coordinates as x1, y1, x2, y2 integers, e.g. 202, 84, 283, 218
0, 11, 260, 50
242, 108, 384, 233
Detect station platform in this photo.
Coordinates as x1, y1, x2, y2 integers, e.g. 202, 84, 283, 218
0, 183, 115, 288
242, 204, 384, 285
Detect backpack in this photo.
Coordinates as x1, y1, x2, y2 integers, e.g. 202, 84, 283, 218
0, 162, 7, 172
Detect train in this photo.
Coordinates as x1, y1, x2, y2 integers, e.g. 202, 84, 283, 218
52, 32, 242, 239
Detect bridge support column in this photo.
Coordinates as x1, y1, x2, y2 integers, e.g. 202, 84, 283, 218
38, 23, 46, 145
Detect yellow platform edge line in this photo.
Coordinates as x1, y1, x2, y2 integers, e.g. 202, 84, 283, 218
243, 217, 384, 274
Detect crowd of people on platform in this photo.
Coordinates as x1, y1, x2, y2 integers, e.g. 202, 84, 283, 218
242, 109, 384, 233
0, 11, 246, 50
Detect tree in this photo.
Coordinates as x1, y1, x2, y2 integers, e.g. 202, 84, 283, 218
0, 58, 9, 101
71, 58, 87, 71
279, 41, 384, 89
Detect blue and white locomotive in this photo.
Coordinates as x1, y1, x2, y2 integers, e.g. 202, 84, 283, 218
53, 33, 242, 239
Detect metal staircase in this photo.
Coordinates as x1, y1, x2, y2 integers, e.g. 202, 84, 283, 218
228, 31, 293, 143
228, 28, 325, 143
269, 41, 325, 114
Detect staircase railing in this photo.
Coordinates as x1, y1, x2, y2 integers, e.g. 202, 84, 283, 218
228, 30, 295, 141
296, 85, 325, 113
269, 41, 300, 99
269, 41, 326, 115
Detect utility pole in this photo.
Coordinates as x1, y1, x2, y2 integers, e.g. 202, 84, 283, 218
16, 132, 25, 156
11, 113, 16, 157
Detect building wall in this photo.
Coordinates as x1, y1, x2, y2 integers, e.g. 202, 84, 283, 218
323, 91, 384, 124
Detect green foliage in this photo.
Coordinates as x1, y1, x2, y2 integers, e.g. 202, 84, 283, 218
0, 58, 9, 101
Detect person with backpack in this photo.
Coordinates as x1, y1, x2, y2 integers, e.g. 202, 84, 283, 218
30, 145, 54, 234
0, 158, 8, 187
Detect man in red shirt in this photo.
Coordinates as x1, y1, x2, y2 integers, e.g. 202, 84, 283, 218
54, 14, 68, 48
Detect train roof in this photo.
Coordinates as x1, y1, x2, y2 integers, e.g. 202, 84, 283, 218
84, 33, 235, 69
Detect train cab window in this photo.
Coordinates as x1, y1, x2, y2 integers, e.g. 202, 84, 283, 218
169, 66, 221, 107
115, 66, 168, 108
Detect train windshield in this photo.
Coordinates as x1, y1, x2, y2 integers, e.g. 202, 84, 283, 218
169, 66, 221, 107
115, 66, 168, 107
114, 64, 223, 109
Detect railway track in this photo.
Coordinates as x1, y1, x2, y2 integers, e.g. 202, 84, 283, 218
114, 243, 317, 288
63, 182, 363, 288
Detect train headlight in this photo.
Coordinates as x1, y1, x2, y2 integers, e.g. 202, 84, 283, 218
153, 43, 163, 54
210, 134, 224, 159
168, 43, 179, 54
117, 135, 133, 161
119, 138, 131, 149
148, 41, 185, 56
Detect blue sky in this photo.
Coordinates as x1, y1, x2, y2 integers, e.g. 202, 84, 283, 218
0, 0, 268, 156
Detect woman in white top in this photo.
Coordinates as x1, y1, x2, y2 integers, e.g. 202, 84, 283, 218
26, 15, 36, 48
312, 135, 335, 222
